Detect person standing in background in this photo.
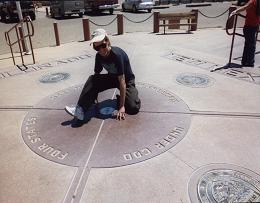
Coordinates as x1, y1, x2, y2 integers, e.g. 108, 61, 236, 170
230, 0, 260, 67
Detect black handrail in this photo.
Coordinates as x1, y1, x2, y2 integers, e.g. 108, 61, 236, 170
226, 13, 245, 37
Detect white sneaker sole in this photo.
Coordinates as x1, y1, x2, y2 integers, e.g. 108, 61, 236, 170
65, 107, 75, 117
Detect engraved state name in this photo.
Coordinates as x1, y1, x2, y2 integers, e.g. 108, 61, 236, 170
164, 52, 260, 85
123, 126, 184, 161
25, 117, 68, 160
234, 171, 260, 189
137, 82, 180, 103
49, 86, 82, 100
0, 54, 93, 80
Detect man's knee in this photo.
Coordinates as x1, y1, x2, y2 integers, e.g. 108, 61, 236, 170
126, 99, 141, 115
84, 75, 94, 84
87, 74, 101, 87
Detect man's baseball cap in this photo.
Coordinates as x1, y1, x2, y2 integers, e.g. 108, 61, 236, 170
90, 28, 107, 44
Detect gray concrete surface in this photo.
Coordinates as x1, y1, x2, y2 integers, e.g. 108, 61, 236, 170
0, 5, 260, 203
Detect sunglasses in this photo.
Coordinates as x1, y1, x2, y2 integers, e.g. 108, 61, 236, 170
93, 39, 108, 51
93, 43, 107, 51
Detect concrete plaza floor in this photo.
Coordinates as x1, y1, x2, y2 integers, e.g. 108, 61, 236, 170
0, 28, 260, 203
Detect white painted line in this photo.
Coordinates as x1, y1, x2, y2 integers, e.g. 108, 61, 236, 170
79, 89, 117, 203
62, 168, 79, 203
71, 120, 105, 203
70, 89, 117, 203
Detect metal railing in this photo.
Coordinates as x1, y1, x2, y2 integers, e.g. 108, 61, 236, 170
4, 16, 35, 67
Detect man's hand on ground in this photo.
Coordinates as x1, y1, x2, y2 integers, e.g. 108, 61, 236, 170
117, 106, 126, 121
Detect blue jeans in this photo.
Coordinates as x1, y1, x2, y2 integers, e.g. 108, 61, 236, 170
242, 26, 258, 66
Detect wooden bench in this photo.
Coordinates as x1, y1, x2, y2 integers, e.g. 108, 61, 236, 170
159, 12, 197, 34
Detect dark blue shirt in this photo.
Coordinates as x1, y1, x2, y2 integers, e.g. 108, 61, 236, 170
94, 46, 135, 81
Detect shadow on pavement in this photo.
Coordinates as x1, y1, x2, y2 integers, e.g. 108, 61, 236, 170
210, 63, 243, 72
61, 98, 117, 128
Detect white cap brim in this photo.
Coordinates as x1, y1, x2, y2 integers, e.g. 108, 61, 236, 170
90, 34, 106, 45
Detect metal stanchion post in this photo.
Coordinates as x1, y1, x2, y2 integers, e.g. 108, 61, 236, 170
46, 7, 49, 16
228, 15, 238, 67
82, 18, 90, 41
153, 12, 159, 33
16, 1, 30, 54
53, 22, 60, 46
117, 14, 123, 35
18, 26, 26, 52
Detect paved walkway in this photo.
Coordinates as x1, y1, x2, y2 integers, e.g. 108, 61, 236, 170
0, 28, 260, 203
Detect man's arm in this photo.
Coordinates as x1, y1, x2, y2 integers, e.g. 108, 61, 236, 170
117, 74, 126, 120
94, 55, 103, 74
230, 0, 254, 16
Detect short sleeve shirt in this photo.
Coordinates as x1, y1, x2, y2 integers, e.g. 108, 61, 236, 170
245, 0, 260, 27
94, 46, 135, 81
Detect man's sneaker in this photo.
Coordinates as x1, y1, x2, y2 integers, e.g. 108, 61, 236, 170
65, 105, 85, 121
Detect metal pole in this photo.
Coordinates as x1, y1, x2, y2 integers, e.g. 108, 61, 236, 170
18, 26, 26, 52
46, 7, 49, 16
15, 26, 24, 65
53, 22, 60, 46
16, 1, 30, 54
153, 12, 159, 33
228, 15, 238, 67
82, 18, 90, 41
26, 19, 35, 64
6, 33, 16, 65
117, 14, 123, 35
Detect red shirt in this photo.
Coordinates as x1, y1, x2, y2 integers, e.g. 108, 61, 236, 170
245, 0, 260, 27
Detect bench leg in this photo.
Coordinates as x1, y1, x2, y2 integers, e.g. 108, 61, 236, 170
187, 19, 191, 33
163, 20, 166, 34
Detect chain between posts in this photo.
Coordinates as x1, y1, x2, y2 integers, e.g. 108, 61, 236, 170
87, 13, 154, 27
198, 8, 229, 18
123, 13, 154, 23
89, 17, 117, 26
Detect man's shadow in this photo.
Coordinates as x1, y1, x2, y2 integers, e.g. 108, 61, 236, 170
61, 99, 117, 128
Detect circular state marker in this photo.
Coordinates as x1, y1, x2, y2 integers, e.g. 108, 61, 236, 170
39, 72, 70, 83
189, 163, 260, 203
21, 83, 191, 167
176, 73, 214, 88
